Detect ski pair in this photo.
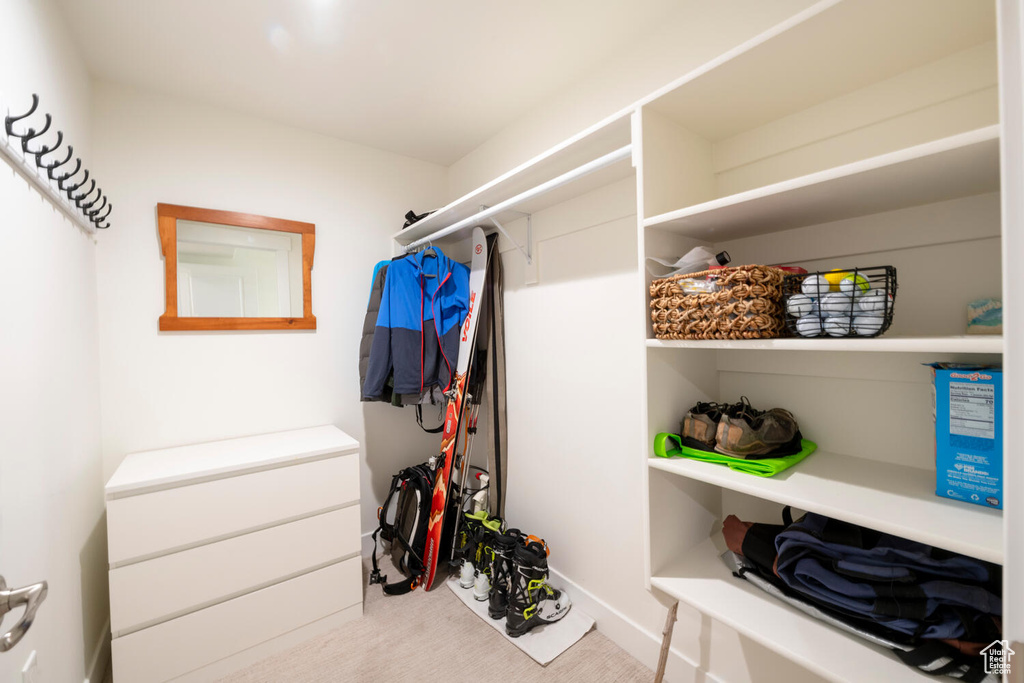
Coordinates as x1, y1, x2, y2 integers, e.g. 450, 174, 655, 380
422, 227, 488, 591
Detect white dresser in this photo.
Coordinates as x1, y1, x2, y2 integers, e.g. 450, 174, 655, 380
105, 425, 362, 682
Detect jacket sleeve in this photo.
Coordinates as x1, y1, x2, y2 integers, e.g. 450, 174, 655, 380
362, 265, 395, 400
359, 264, 389, 401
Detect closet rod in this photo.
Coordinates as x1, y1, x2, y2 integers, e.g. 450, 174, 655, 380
403, 143, 632, 253
0, 96, 96, 234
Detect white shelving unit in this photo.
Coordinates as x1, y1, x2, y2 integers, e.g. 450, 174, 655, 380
632, 0, 1012, 680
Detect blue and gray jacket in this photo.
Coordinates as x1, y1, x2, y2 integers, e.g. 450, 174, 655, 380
775, 513, 1001, 641
362, 249, 470, 400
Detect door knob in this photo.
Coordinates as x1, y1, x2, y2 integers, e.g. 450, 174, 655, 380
0, 575, 48, 652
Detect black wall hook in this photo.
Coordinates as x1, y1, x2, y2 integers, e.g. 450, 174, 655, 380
28, 130, 63, 158
81, 188, 103, 211
19, 114, 52, 154
85, 195, 107, 217
92, 203, 112, 225
4, 94, 38, 136
64, 169, 90, 196
55, 158, 82, 188
42, 145, 73, 178
73, 181, 98, 207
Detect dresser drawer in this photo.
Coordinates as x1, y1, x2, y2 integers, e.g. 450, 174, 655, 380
111, 557, 362, 683
110, 505, 359, 635
107, 454, 358, 565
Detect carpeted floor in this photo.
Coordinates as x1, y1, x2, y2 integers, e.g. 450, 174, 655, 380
212, 557, 653, 682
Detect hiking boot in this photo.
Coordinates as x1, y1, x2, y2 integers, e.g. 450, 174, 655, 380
506, 538, 571, 637
680, 401, 726, 451
714, 397, 801, 459
487, 528, 523, 619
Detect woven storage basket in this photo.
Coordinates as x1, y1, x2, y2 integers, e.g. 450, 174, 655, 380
650, 265, 787, 340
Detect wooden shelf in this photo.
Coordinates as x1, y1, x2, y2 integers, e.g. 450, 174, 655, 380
393, 112, 633, 248
643, 126, 1000, 240
651, 537, 936, 683
646, 335, 1003, 354
648, 451, 1002, 563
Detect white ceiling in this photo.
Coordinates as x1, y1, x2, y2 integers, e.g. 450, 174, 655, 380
56, 0, 681, 165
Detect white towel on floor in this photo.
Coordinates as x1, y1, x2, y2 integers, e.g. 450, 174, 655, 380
447, 577, 595, 665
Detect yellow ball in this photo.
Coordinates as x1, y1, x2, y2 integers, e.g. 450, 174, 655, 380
823, 269, 850, 292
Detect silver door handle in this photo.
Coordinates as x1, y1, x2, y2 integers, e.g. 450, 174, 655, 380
0, 575, 48, 652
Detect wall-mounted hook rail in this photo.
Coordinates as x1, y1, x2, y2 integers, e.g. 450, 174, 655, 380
0, 92, 110, 233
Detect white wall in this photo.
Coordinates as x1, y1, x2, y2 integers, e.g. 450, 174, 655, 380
447, 2, 822, 680
447, 0, 815, 200
0, 2, 108, 682
91, 83, 449, 538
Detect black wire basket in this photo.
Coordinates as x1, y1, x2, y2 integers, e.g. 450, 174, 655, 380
782, 266, 897, 338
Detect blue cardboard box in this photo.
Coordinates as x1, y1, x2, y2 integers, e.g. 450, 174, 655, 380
927, 364, 1003, 509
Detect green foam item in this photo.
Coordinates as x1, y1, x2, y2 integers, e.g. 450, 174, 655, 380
653, 432, 817, 477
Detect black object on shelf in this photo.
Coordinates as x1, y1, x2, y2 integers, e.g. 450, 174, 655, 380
782, 266, 897, 338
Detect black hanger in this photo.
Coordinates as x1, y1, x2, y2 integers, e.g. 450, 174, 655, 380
420, 244, 437, 277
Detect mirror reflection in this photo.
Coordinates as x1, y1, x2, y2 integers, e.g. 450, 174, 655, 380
176, 221, 303, 318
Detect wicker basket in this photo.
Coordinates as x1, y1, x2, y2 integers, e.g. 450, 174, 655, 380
650, 265, 788, 340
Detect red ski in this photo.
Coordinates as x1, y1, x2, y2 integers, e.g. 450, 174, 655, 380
423, 227, 488, 590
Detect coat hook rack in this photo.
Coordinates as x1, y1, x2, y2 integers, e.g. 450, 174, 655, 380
0, 92, 112, 233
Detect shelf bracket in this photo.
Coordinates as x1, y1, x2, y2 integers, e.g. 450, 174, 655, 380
482, 207, 532, 266
484, 207, 537, 285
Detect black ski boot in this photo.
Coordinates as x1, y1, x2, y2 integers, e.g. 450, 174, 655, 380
505, 537, 571, 637
471, 516, 504, 600
487, 528, 522, 619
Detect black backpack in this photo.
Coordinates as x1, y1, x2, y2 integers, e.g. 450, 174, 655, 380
369, 463, 459, 595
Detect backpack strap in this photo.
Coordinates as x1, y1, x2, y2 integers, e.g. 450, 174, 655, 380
369, 526, 423, 595
893, 641, 989, 682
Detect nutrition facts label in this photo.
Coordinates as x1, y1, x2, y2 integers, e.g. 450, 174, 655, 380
949, 382, 995, 439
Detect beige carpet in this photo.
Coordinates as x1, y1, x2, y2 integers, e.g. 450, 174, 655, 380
214, 557, 653, 682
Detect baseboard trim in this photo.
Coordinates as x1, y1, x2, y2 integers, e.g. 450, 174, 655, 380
84, 619, 111, 683
361, 530, 375, 557
547, 565, 723, 683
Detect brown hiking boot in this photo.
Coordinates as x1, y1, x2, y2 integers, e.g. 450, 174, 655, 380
680, 401, 725, 452
714, 397, 800, 459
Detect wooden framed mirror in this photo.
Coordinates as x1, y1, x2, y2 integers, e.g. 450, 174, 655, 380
157, 203, 316, 331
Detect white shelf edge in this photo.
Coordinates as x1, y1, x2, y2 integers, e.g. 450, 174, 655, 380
645, 335, 1004, 354
393, 110, 633, 246
643, 125, 1001, 231
650, 536, 934, 683
398, 143, 632, 251
648, 452, 1003, 563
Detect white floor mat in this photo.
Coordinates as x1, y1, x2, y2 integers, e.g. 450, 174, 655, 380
446, 577, 595, 665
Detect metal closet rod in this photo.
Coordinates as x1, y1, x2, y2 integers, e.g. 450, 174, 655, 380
403, 143, 632, 253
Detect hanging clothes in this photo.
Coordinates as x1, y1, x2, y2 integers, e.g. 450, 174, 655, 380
362, 248, 470, 401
